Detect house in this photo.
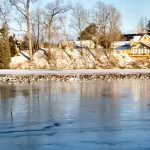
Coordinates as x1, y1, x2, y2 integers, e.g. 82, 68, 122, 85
115, 44, 131, 54
112, 34, 150, 58
112, 41, 130, 49
130, 34, 150, 56
75, 40, 95, 49
123, 33, 144, 41
59, 41, 75, 49
112, 41, 131, 54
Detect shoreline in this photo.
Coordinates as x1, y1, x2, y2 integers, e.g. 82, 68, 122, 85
0, 69, 150, 75
0, 69, 150, 83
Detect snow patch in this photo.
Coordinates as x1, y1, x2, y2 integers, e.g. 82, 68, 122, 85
10, 48, 135, 69
113, 52, 134, 67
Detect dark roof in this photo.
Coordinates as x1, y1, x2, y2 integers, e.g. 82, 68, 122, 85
123, 33, 144, 36
115, 44, 130, 50
123, 34, 144, 41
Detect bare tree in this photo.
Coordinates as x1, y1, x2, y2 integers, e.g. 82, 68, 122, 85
93, 1, 121, 58
59, 16, 70, 45
9, 0, 37, 61
0, 0, 11, 25
71, 3, 88, 56
107, 5, 122, 53
137, 17, 148, 33
93, 2, 110, 48
31, 6, 44, 51
44, 0, 70, 51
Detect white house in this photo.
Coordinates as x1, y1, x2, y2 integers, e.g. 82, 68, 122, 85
75, 40, 95, 49
112, 41, 130, 49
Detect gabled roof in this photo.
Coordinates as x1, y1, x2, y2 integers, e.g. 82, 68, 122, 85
139, 34, 150, 41
123, 33, 144, 41
132, 36, 141, 42
139, 34, 150, 48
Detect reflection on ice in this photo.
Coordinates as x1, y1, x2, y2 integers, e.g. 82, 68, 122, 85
0, 79, 150, 150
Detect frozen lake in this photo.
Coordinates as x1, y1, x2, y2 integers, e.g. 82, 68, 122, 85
0, 79, 150, 150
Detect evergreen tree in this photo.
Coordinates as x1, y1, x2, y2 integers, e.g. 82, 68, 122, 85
9, 35, 16, 57
146, 20, 150, 34
0, 33, 5, 68
78, 23, 97, 42
0, 24, 11, 69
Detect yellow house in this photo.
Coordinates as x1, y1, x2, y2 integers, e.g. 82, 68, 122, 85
130, 34, 150, 58
112, 34, 150, 59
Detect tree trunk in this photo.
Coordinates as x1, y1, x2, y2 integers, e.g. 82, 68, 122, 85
60, 17, 69, 47
48, 22, 52, 51
48, 22, 52, 60
80, 39, 83, 56
37, 13, 40, 50
27, 9, 32, 61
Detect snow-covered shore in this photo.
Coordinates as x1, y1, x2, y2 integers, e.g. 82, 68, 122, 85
10, 48, 138, 69
9, 48, 150, 70
0, 69, 150, 75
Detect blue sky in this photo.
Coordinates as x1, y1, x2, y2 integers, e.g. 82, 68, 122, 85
39, 0, 150, 33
